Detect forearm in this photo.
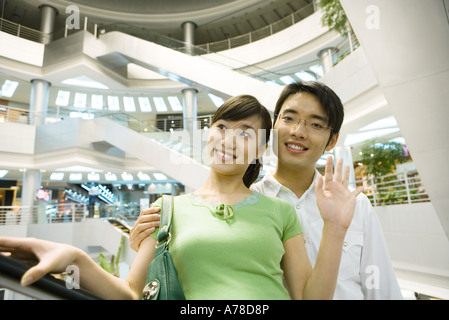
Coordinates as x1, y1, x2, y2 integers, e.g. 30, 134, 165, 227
303, 223, 346, 300
73, 248, 137, 300
75, 237, 156, 300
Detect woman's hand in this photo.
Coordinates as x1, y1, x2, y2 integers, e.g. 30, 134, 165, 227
0, 237, 83, 286
129, 206, 161, 251
315, 156, 364, 232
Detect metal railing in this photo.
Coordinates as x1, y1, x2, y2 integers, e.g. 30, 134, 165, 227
0, 105, 30, 124
197, 3, 315, 52
0, 203, 88, 225
356, 170, 430, 207
0, 202, 140, 227
0, 18, 50, 43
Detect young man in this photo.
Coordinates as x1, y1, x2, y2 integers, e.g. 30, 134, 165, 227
250, 81, 402, 299
130, 81, 402, 299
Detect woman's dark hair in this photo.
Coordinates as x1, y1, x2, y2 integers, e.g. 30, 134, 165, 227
211, 95, 272, 188
273, 81, 344, 144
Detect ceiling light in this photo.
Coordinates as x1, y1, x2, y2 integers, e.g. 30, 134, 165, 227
91, 94, 104, 110
105, 172, 117, 181
62, 76, 109, 90
55, 90, 70, 106
138, 97, 152, 112
137, 172, 151, 180
208, 93, 224, 108
279, 75, 296, 85
123, 96, 136, 112
153, 97, 168, 112
73, 92, 87, 108
121, 172, 133, 181
0, 170, 8, 178
153, 172, 167, 180
87, 173, 100, 181
167, 96, 183, 111
107, 96, 120, 111
50, 172, 64, 180
294, 71, 316, 81
1, 80, 19, 98
69, 173, 82, 180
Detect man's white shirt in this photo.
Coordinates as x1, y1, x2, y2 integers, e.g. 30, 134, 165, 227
251, 170, 403, 299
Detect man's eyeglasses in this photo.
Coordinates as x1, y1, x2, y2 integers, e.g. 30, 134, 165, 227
277, 113, 332, 133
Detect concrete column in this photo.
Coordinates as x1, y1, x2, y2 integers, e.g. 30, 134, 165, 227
182, 21, 197, 55
29, 79, 51, 126
39, 5, 58, 44
182, 88, 198, 132
333, 146, 356, 188
20, 169, 42, 224
318, 47, 336, 74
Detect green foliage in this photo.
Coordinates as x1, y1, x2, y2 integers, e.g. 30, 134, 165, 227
359, 139, 406, 177
317, 0, 351, 35
98, 235, 125, 277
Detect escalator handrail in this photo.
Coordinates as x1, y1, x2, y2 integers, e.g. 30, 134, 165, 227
0, 254, 102, 300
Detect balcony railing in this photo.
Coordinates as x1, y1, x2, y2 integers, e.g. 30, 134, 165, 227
356, 170, 430, 207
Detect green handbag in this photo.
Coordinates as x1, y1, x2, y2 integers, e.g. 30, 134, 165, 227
142, 195, 186, 300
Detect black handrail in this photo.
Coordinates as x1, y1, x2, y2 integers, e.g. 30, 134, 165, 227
0, 254, 101, 300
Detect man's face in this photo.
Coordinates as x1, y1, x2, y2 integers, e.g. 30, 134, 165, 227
273, 92, 338, 171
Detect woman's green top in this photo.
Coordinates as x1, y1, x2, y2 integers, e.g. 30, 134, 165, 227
150, 191, 302, 300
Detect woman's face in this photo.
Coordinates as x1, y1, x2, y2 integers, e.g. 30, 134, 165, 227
206, 114, 266, 174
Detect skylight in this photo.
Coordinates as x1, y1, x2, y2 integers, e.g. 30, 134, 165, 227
153, 172, 168, 180
0, 170, 8, 178
280, 75, 296, 85
1, 80, 19, 98
123, 96, 136, 112
69, 173, 83, 181
137, 172, 151, 180
74, 93, 87, 109
107, 96, 120, 111
309, 64, 324, 78
87, 173, 100, 181
55, 90, 70, 106
294, 71, 316, 81
121, 172, 134, 181
50, 172, 64, 181
167, 96, 183, 111
208, 93, 224, 108
91, 94, 104, 110
62, 76, 109, 90
153, 97, 168, 112
138, 97, 152, 112
105, 172, 117, 181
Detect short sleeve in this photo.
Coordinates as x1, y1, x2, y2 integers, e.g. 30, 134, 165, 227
279, 199, 303, 242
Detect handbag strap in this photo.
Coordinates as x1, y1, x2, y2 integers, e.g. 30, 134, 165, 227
156, 195, 173, 246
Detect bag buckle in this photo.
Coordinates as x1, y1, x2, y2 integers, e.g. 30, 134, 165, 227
142, 280, 160, 300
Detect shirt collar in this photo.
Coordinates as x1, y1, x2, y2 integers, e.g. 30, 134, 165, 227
260, 169, 321, 201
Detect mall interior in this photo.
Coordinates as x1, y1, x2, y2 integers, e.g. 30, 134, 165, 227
0, 0, 448, 300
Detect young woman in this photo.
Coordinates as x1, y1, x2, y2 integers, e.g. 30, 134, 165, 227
0, 95, 362, 300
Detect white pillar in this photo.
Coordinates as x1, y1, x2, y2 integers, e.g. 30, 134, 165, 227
39, 5, 58, 44
182, 88, 198, 132
182, 21, 197, 55
318, 47, 336, 74
21, 169, 42, 224
29, 79, 50, 126
333, 146, 356, 188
